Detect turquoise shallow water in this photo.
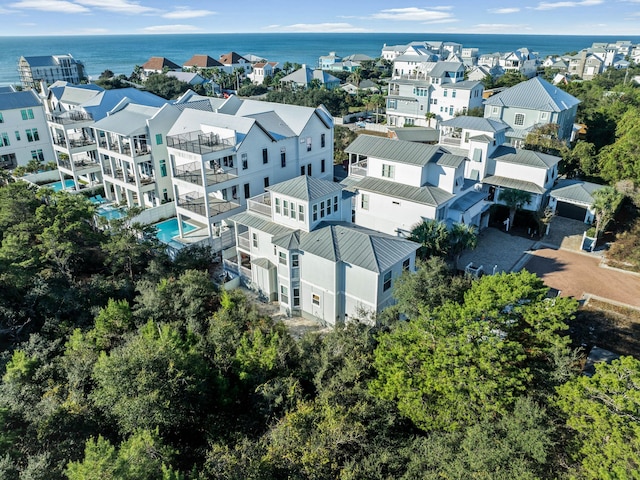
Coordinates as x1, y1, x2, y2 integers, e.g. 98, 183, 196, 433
96, 205, 126, 221
2, 32, 640, 86
44, 179, 76, 191
154, 218, 197, 244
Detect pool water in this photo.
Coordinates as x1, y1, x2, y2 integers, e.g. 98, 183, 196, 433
154, 218, 197, 244
96, 205, 126, 221
44, 179, 76, 192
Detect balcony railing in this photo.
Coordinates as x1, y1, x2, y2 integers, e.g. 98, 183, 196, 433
58, 157, 99, 171
174, 160, 238, 187
237, 232, 251, 251
167, 131, 233, 155
47, 112, 93, 125
176, 192, 241, 218
350, 160, 367, 177
441, 136, 462, 147
247, 193, 271, 217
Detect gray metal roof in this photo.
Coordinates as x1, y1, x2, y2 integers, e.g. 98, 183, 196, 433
229, 211, 296, 238
389, 127, 439, 143
92, 104, 159, 136
468, 134, 494, 143
437, 153, 466, 168
299, 222, 419, 273
267, 176, 343, 201
449, 190, 487, 211
550, 180, 604, 205
354, 177, 453, 206
491, 145, 560, 169
251, 257, 276, 270
345, 134, 450, 167
445, 80, 483, 90
245, 111, 296, 139
484, 77, 580, 112
272, 230, 301, 250
482, 175, 546, 194
0, 90, 42, 110
440, 116, 509, 132
428, 61, 465, 78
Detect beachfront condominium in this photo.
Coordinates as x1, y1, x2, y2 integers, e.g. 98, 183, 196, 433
0, 87, 55, 169
18, 54, 86, 90
166, 95, 334, 242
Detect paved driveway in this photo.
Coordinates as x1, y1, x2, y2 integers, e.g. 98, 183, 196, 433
524, 248, 640, 308
457, 227, 536, 274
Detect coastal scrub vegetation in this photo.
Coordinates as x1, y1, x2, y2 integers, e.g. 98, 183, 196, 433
1, 181, 639, 479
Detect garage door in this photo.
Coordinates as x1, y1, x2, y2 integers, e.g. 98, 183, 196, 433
556, 201, 587, 221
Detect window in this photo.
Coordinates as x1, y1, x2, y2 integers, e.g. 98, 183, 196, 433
382, 164, 395, 179
388, 99, 397, 109
492, 106, 499, 115
464, 132, 470, 142
443, 89, 448, 97
0, 113, 3, 123
244, 183, 250, 199
278, 251, 287, 265
301, 165, 305, 176
333, 195, 338, 213
321, 159, 325, 173
430, 98, 437, 105
155, 133, 163, 145
25, 128, 39, 142
290, 202, 296, 219
541, 112, 548, 120
292, 253, 299, 267
264, 177, 269, 188
312, 293, 320, 306
383, 271, 392, 291
31, 149, 44, 161
402, 258, 410, 271
298, 205, 305, 221
241, 153, 248, 170
160, 159, 167, 177
283, 200, 289, 216
275, 198, 281, 214
1, 132, 10, 147
514, 113, 525, 126
320, 200, 325, 218
306, 137, 312, 152
252, 233, 258, 248
20, 109, 34, 120
232, 186, 238, 199
280, 149, 286, 167
280, 285, 289, 304
321, 133, 325, 148
14, 131, 20, 141
262, 148, 268, 164
452, 90, 456, 98
307, 164, 312, 176
361, 193, 369, 210
293, 287, 300, 307
313, 204, 318, 221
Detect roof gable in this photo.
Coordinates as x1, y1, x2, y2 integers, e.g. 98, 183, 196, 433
267, 176, 343, 201
183, 54, 223, 68
484, 77, 580, 112
142, 57, 181, 71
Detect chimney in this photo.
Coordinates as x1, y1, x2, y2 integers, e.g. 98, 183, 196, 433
39, 79, 49, 98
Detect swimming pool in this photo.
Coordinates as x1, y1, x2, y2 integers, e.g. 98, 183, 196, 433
154, 218, 197, 244
96, 205, 126, 221
43, 179, 76, 192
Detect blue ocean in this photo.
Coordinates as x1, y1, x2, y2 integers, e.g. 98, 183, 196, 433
1, 32, 639, 86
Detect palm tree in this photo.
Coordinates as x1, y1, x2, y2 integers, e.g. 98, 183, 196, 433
425, 112, 436, 128
348, 67, 362, 88
498, 188, 532, 229
409, 219, 449, 260
592, 186, 623, 241
448, 223, 478, 263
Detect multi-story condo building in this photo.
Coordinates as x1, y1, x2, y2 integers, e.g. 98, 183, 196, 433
166, 96, 334, 241
227, 175, 419, 325
18, 54, 85, 89
0, 87, 55, 168
44, 83, 168, 193
386, 62, 484, 127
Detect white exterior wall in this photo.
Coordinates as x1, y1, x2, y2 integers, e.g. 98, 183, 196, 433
492, 162, 547, 188
146, 106, 182, 206
344, 264, 378, 320
366, 156, 424, 187
300, 253, 338, 325
0, 101, 55, 167
431, 84, 484, 120
427, 164, 460, 193
355, 191, 437, 235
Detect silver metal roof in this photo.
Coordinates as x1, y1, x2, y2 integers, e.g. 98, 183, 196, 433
437, 153, 466, 168
345, 134, 450, 167
550, 180, 604, 205
267, 176, 343, 201
449, 190, 487, 211
229, 211, 295, 238
483, 77, 580, 112
491, 145, 560, 169
299, 222, 419, 273
354, 176, 453, 206
482, 175, 546, 194
440, 116, 509, 132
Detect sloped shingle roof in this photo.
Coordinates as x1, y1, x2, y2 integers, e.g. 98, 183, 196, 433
183, 54, 223, 68
142, 57, 181, 71
219, 52, 249, 65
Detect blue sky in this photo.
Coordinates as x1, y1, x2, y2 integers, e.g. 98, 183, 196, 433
2, 0, 640, 36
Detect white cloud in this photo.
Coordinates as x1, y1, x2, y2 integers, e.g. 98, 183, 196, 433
9, 0, 89, 13
370, 7, 455, 23
75, 0, 157, 14
533, 0, 603, 10
141, 24, 203, 34
162, 8, 216, 19
488, 7, 521, 13
264, 22, 369, 32
472, 23, 530, 30
77, 27, 109, 33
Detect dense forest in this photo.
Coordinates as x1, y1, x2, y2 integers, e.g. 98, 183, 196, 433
0, 180, 639, 479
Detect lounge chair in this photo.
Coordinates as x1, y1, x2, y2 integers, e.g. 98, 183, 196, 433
89, 196, 101, 204
95, 194, 105, 203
